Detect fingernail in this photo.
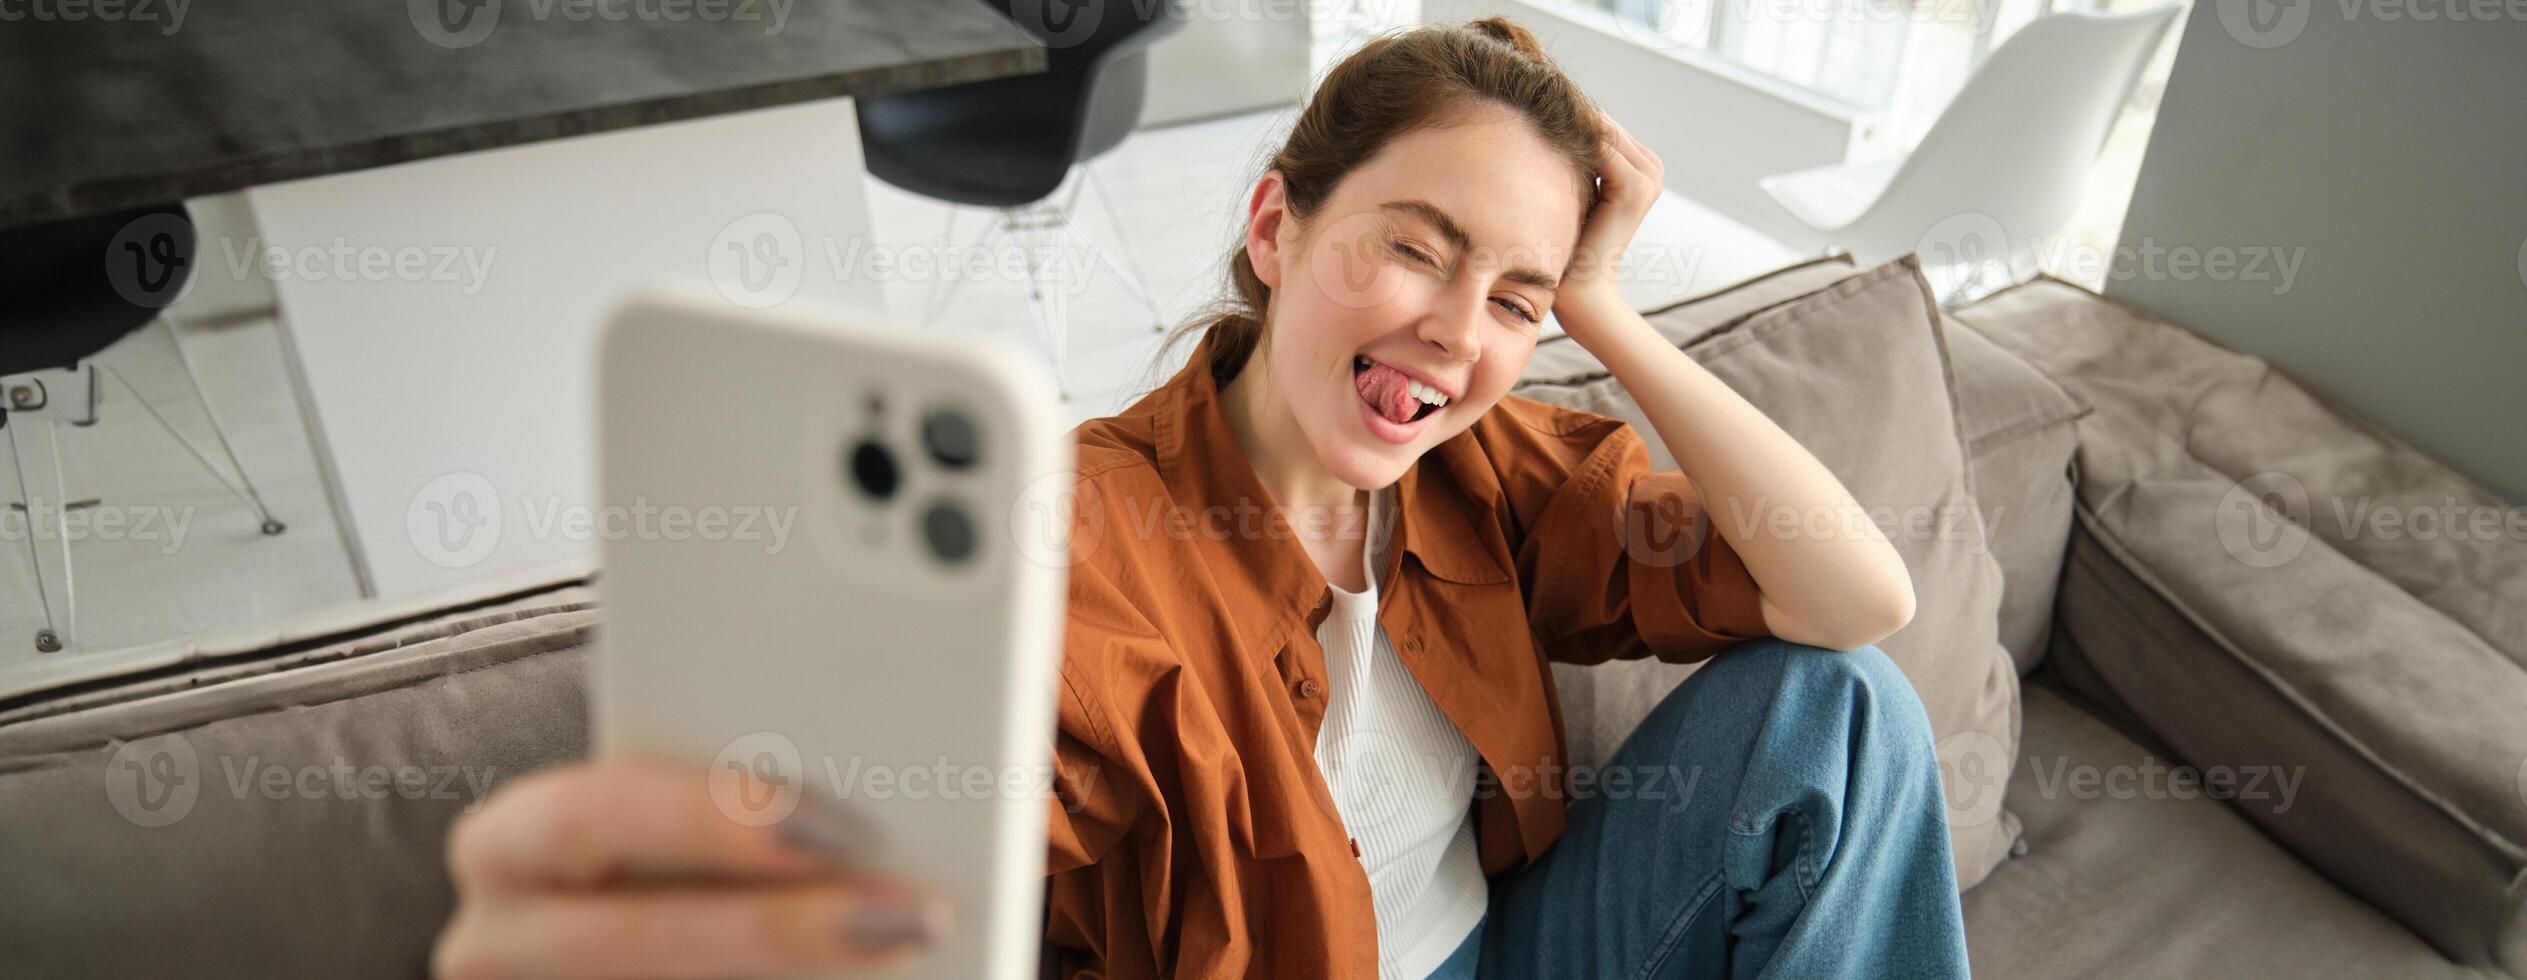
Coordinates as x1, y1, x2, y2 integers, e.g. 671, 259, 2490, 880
845, 898, 950, 950
776, 799, 883, 868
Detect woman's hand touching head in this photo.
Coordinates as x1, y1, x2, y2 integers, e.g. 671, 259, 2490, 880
1556, 107, 1665, 333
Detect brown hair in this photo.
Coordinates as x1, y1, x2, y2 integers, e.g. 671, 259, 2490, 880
1144, 17, 1605, 392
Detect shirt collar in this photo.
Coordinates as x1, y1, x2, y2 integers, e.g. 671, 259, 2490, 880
1135, 330, 1511, 661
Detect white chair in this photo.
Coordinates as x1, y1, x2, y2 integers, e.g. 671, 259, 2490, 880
1756, 6, 2183, 298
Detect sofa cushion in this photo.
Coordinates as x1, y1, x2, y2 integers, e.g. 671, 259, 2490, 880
1540, 252, 2087, 678
1940, 312, 2090, 674
1961, 276, 2527, 974
1964, 683, 2477, 979
1964, 276, 2527, 667
2047, 510, 2527, 973
0, 577, 598, 978
1516, 257, 2025, 889
1521, 253, 1862, 384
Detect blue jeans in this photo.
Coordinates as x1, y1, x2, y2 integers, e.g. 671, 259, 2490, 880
1424, 639, 1970, 980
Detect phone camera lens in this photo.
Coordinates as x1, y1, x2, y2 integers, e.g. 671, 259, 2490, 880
847, 439, 899, 500
922, 407, 981, 470
922, 498, 978, 565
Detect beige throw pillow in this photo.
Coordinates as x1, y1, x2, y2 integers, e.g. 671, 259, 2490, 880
1513, 256, 2026, 889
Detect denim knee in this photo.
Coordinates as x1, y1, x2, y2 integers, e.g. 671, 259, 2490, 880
1783, 639, 1914, 694
1696, 636, 1903, 687
1699, 639, 1936, 745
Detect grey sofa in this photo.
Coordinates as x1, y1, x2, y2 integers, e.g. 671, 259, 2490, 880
3, 256, 2518, 979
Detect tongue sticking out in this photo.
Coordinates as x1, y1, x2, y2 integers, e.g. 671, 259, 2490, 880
1354, 361, 1425, 426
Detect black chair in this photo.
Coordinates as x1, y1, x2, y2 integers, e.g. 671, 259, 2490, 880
855, 0, 1189, 398
1, 203, 284, 654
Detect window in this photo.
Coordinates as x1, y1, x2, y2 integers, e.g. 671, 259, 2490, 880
1566, 0, 2128, 153
1560, 0, 2175, 291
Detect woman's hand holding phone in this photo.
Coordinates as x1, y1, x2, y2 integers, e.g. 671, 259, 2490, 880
432, 759, 952, 979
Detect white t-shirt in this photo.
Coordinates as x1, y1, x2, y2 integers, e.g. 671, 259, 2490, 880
1311, 483, 1488, 980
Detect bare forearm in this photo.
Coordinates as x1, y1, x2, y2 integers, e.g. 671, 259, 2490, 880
1563, 300, 1915, 646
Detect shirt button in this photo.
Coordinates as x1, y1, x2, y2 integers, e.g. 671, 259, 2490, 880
1349, 837, 1362, 858
1297, 677, 1322, 700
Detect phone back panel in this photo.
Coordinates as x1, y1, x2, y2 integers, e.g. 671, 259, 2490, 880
593, 288, 1072, 980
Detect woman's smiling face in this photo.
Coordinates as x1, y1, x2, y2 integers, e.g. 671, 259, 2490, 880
1242, 101, 1592, 491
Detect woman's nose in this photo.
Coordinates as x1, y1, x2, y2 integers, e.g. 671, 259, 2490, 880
1416, 292, 1485, 363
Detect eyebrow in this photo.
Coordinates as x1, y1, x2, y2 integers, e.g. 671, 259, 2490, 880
1377, 199, 1562, 292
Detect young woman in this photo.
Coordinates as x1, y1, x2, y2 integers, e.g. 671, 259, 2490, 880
432, 18, 1970, 980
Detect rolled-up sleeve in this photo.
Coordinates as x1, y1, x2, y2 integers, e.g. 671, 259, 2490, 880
1496, 403, 1771, 665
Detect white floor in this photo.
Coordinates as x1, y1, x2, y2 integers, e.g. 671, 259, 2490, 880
0, 317, 362, 661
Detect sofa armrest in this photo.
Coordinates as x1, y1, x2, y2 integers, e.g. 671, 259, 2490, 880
2044, 493, 2527, 975
0, 580, 599, 977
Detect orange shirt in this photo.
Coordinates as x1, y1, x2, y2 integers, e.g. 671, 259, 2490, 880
1041, 330, 1771, 979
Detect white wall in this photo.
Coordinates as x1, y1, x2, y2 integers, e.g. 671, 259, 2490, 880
2108, 4, 2527, 504
250, 98, 892, 598
172, 192, 279, 323
1137, 0, 1315, 127
1424, 0, 1864, 238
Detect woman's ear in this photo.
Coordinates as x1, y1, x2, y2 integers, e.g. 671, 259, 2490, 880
1244, 171, 1289, 290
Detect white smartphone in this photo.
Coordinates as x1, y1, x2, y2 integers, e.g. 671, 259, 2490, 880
591, 286, 1074, 980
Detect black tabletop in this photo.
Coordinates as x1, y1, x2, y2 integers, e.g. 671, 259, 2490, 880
0, 0, 1045, 229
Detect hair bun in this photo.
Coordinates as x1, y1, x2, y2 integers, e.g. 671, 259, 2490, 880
1467, 16, 1548, 61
